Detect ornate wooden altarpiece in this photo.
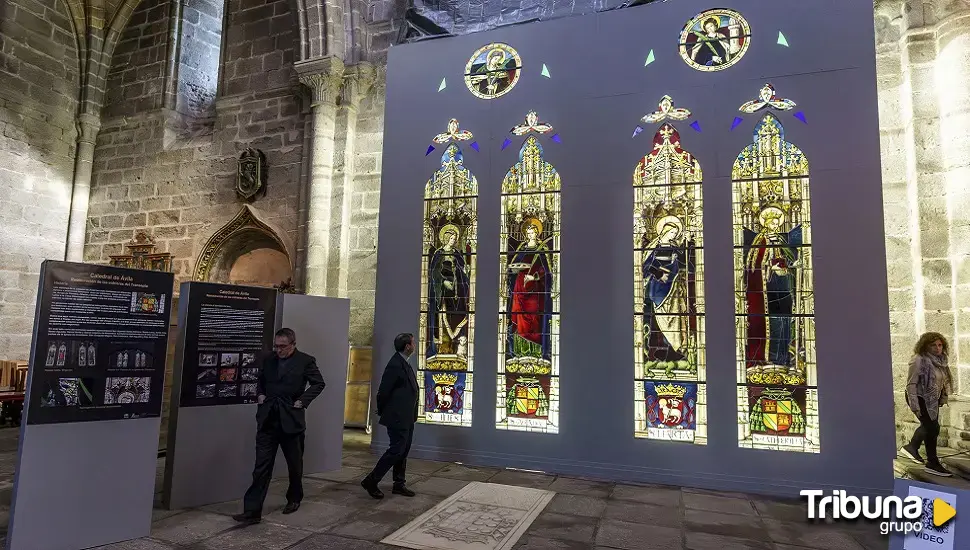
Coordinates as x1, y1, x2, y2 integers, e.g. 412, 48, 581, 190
109, 232, 173, 272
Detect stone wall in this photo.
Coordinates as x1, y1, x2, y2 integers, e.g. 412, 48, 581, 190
102, 0, 168, 120
876, 0, 970, 449
86, 0, 305, 284
175, 0, 224, 122
0, 0, 80, 360
85, 0, 307, 442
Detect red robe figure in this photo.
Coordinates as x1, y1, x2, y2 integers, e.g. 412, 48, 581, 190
506, 218, 553, 361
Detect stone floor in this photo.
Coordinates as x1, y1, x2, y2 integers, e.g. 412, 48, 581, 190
0, 428, 891, 549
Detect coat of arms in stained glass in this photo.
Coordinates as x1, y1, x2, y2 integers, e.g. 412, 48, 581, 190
642, 382, 698, 443
464, 43, 522, 100
497, 123, 561, 435
733, 111, 819, 453
678, 9, 751, 72
424, 372, 466, 418
633, 112, 707, 445
419, 123, 478, 428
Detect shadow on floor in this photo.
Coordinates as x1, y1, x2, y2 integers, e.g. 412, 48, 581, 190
0, 427, 913, 549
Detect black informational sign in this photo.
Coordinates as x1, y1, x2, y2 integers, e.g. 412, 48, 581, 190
25, 261, 174, 425
177, 282, 277, 407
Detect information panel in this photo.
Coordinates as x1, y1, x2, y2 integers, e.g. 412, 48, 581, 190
177, 282, 277, 407
25, 261, 174, 425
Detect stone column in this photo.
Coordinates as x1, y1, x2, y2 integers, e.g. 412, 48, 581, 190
65, 112, 102, 261
936, 13, 970, 405
295, 56, 345, 296
331, 62, 376, 297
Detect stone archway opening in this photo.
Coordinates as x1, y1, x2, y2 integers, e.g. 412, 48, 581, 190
194, 205, 293, 288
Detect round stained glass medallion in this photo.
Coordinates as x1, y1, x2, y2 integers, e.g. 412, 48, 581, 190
464, 43, 522, 100
678, 9, 751, 72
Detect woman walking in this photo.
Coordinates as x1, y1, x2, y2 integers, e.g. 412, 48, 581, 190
900, 331, 954, 477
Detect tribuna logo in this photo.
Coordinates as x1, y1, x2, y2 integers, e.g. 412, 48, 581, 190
801, 490, 925, 536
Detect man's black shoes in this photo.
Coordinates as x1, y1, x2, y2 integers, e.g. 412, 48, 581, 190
361, 478, 384, 499
282, 502, 301, 514
392, 484, 415, 497
231, 512, 261, 525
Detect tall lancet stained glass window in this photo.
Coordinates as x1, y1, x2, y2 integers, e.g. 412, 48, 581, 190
419, 119, 478, 427
633, 97, 707, 445
733, 111, 819, 453
497, 111, 561, 434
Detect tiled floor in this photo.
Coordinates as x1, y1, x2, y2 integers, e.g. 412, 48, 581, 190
0, 428, 889, 549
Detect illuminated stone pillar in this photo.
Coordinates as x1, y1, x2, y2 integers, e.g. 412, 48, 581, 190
875, 5, 919, 424
936, 13, 970, 405
330, 62, 376, 297
296, 57, 345, 296
65, 112, 102, 261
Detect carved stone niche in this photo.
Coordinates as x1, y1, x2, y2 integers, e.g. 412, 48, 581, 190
193, 205, 293, 288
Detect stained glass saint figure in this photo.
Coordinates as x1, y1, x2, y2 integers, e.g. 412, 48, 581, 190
427, 224, 471, 358
464, 43, 522, 100
678, 9, 751, 72
742, 206, 802, 369
642, 215, 693, 364
506, 218, 553, 368
498, 131, 560, 433
419, 135, 478, 427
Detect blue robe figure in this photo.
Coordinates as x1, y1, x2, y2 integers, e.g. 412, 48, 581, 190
642, 218, 693, 363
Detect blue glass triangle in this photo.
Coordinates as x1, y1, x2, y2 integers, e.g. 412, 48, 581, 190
794, 111, 807, 124
425, 145, 435, 156
690, 121, 701, 133
730, 117, 743, 131
632, 126, 643, 138
501, 138, 512, 151
437, 78, 446, 92
470, 141, 480, 152
550, 133, 561, 143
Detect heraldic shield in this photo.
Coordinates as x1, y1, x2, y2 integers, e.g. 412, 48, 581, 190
236, 148, 267, 200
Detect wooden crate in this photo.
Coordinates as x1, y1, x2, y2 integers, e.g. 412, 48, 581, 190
344, 347, 373, 429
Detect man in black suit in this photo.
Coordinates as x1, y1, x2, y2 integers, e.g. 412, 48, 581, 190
233, 328, 326, 524
361, 333, 418, 499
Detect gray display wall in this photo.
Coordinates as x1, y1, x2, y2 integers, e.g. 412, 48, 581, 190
278, 293, 350, 474
373, 0, 895, 497
164, 284, 349, 509
8, 261, 173, 550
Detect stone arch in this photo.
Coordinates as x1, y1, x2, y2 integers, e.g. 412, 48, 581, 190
293, 0, 331, 60
193, 205, 295, 287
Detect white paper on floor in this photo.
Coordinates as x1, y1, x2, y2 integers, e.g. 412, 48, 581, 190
381, 481, 556, 550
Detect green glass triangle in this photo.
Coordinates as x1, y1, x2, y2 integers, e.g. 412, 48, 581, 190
777, 31, 789, 47
438, 78, 447, 92
644, 49, 655, 66
541, 64, 550, 78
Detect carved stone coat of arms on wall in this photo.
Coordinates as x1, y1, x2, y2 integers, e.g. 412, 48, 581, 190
236, 148, 267, 200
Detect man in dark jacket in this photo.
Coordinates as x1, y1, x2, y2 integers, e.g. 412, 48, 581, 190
361, 333, 418, 499
233, 328, 325, 524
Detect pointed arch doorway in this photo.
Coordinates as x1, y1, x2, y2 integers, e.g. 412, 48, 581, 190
193, 205, 294, 288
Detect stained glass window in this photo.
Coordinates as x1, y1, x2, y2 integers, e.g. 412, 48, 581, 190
419, 121, 478, 427
633, 100, 707, 445
733, 113, 819, 453
497, 113, 560, 434
464, 43, 522, 100
678, 9, 751, 72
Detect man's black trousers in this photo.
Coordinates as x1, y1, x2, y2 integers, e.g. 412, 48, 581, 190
367, 424, 413, 486
243, 419, 305, 514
